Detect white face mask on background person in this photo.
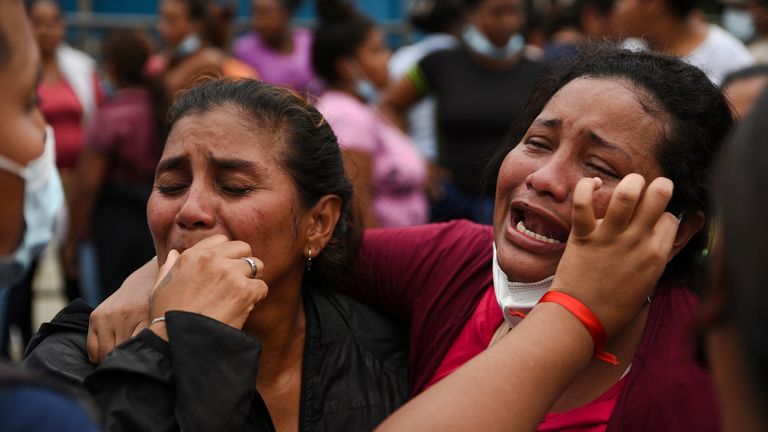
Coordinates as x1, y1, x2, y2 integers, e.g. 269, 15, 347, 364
492, 242, 554, 327
462, 24, 524, 60
722, 7, 756, 43
346, 60, 380, 104
175, 33, 202, 59
0, 126, 64, 286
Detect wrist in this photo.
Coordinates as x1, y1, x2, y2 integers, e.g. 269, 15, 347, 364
148, 315, 168, 341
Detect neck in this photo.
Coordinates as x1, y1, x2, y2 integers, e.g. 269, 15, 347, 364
244, 277, 307, 378
646, 15, 707, 56
263, 29, 293, 53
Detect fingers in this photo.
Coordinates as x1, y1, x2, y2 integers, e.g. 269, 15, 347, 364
156, 249, 179, 286
632, 177, 674, 232
240, 256, 264, 279
601, 174, 646, 234
98, 327, 115, 364
131, 319, 150, 338
571, 177, 602, 238
86, 322, 100, 364
211, 239, 253, 260
654, 212, 681, 261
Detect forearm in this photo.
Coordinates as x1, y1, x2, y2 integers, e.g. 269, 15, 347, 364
377, 303, 594, 431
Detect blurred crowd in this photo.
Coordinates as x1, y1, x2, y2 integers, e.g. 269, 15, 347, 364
3, 0, 768, 431
4, 0, 768, 360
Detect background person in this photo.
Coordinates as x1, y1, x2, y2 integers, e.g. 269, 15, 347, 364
313, 0, 429, 228
381, 0, 544, 224
613, 0, 754, 84
62, 29, 167, 301
233, 0, 318, 94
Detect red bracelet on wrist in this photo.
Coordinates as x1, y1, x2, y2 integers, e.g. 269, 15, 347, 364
538, 291, 619, 365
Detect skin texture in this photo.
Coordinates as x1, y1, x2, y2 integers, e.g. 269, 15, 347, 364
0, 0, 46, 255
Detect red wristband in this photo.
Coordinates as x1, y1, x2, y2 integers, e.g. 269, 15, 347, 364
538, 291, 619, 365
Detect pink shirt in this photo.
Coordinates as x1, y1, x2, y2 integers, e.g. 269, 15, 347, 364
316, 90, 428, 227
233, 28, 317, 93
428, 287, 624, 432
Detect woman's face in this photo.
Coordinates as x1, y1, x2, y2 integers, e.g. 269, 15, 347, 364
613, 0, 653, 39
355, 27, 391, 89
158, 0, 195, 48
250, 0, 290, 43
493, 77, 665, 282
468, 0, 525, 47
29, 1, 64, 58
147, 107, 306, 289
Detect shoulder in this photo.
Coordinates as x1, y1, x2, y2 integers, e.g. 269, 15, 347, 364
364, 220, 493, 253
233, 32, 259, 52
420, 46, 463, 68
317, 92, 376, 130
309, 288, 406, 350
58, 45, 96, 68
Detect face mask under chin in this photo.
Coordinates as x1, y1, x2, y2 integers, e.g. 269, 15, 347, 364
492, 242, 555, 327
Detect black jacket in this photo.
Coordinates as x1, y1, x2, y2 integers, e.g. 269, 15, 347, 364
24, 288, 408, 431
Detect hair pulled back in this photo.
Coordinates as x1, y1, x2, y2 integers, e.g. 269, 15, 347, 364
311, 0, 375, 85
166, 78, 359, 290
486, 44, 733, 280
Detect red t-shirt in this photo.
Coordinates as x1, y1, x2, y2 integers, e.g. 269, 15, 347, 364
427, 287, 625, 431
38, 79, 84, 170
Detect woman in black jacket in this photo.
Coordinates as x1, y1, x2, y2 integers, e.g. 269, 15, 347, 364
25, 79, 408, 431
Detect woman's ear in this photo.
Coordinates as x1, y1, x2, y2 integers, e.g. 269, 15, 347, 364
303, 194, 342, 255
668, 210, 706, 262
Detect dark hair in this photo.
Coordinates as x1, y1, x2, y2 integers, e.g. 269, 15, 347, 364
721, 64, 768, 89
103, 29, 169, 154
409, 0, 464, 33
664, 0, 699, 18
166, 79, 359, 290
26, 0, 62, 17
714, 89, 768, 413
173, 0, 208, 21
485, 44, 733, 280
276, 0, 302, 13
550, 0, 615, 33
312, 0, 375, 85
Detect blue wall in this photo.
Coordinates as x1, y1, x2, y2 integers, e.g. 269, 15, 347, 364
73, 1, 405, 22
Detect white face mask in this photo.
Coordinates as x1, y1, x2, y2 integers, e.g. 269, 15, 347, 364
346, 60, 380, 104
462, 24, 524, 60
492, 242, 554, 327
722, 7, 756, 43
0, 126, 64, 286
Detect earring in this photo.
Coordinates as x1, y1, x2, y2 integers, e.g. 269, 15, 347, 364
306, 248, 313, 272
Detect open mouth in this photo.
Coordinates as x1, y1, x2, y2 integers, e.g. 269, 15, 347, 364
511, 208, 569, 245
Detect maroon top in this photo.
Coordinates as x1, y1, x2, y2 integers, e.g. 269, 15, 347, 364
349, 220, 718, 431
86, 89, 160, 186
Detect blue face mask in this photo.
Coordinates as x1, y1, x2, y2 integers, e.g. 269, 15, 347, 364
175, 33, 202, 59
347, 60, 380, 104
0, 126, 64, 286
722, 7, 756, 43
462, 24, 524, 60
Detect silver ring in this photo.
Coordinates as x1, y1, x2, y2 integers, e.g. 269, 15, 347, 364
242, 257, 258, 279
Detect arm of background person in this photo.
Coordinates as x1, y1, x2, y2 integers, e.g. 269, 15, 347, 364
376, 175, 680, 431
378, 69, 427, 132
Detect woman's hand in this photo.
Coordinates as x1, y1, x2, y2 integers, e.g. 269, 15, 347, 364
87, 257, 159, 363
147, 235, 268, 340
552, 174, 680, 338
